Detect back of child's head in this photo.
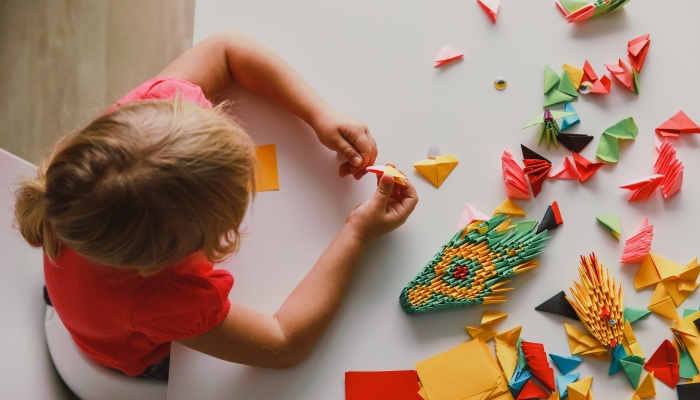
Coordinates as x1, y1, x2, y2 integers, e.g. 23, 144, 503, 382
14, 98, 257, 271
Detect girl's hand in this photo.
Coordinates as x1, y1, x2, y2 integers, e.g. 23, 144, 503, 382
311, 108, 378, 180
345, 165, 418, 244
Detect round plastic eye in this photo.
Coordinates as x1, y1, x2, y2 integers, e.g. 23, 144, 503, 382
609, 319, 616, 326
579, 81, 593, 94
494, 77, 507, 90
427, 144, 442, 159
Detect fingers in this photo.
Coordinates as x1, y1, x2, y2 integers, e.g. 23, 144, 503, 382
339, 162, 352, 178
393, 178, 419, 217
371, 174, 394, 210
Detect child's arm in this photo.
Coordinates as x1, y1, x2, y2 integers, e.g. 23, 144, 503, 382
158, 30, 376, 179
178, 171, 418, 368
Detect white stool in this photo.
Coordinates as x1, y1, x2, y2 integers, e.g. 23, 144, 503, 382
44, 306, 168, 400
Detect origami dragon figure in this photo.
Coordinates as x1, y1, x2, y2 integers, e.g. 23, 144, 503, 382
556, 0, 632, 23
399, 214, 550, 314
567, 253, 624, 348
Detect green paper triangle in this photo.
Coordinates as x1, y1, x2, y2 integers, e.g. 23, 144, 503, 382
633, 68, 640, 96
543, 90, 574, 107
558, 0, 590, 13
685, 309, 697, 318
596, 215, 622, 239
544, 65, 560, 94
557, 68, 579, 97
680, 347, 700, 379
605, 117, 639, 139
596, 132, 620, 163
620, 358, 643, 389
624, 307, 652, 324
514, 221, 538, 233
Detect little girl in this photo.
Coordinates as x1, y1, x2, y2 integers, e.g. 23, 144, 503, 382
14, 31, 418, 381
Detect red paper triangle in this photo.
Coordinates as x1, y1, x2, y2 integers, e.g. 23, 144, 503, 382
573, 152, 605, 183
345, 370, 423, 400
523, 159, 551, 198
644, 340, 680, 388
581, 60, 598, 83
590, 75, 611, 94
656, 110, 700, 136
516, 380, 550, 400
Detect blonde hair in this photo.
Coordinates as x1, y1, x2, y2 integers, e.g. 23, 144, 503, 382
14, 98, 257, 270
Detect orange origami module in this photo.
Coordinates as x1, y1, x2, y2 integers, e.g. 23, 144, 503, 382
413, 154, 459, 188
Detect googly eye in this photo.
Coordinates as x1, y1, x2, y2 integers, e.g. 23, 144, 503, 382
579, 81, 593, 94
494, 77, 507, 90
609, 319, 616, 326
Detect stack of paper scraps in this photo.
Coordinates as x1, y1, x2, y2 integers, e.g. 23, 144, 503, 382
619, 217, 654, 264
399, 210, 549, 314
522, 109, 576, 150
595, 117, 639, 163
620, 175, 664, 203
654, 138, 684, 199
521, 145, 552, 197
631, 253, 700, 321
502, 148, 531, 199
555, 0, 632, 23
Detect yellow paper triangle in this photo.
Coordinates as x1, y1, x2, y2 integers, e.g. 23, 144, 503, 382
678, 281, 700, 293
481, 311, 508, 328
662, 279, 693, 307
563, 63, 585, 90
413, 159, 439, 187
567, 376, 593, 400
254, 144, 280, 192
623, 320, 645, 359
548, 392, 560, 400
631, 396, 641, 400
633, 371, 656, 398
465, 326, 498, 342
634, 255, 661, 290
435, 154, 459, 187
648, 284, 680, 321
677, 257, 700, 281
651, 253, 683, 280
495, 326, 522, 346
493, 199, 526, 217
691, 374, 700, 383
384, 165, 408, 180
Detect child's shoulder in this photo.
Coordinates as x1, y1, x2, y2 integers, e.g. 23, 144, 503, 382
108, 77, 212, 113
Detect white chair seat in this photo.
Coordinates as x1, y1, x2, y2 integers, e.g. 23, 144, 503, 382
44, 306, 168, 400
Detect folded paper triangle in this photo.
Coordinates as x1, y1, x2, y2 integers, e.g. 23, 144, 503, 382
516, 380, 550, 400
549, 354, 583, 375
544, 64, 560, 94
547, 392, 560, 400
434, 46, 463, 68
633, 371, 656, 398
413, 154, 459, 188
624, 307, 651, 324
502, 148, 531, 199
628, 34, 650, 73
563, 64, 584, 90
509, 367, 532, 395
572, 153, 604, 183
566, 376, 593, 400
558, 68, 579, 97
521, 341, 556, 392
609, 344, 628, 375
620, 217, 653, 264
647, 283, 680, 321
605, 59, 638, 93
400, 214, 550, 314
556, 373, 580, 398
465, 326, 498, 342
477, 0, 500, 23
550, 156, 581, 180
495, 326, 522, 382
535, 291, 580, 320
620, 355, 644, 389
481, 310, 508, 328
536, 202, 562, 234
581, 60, 598, 83
644, 340, 680, 388
633, 255, 662, 290
653, 139, 684, 199
564, 322, 609, 361
544, 90, 574, 108
678, 382, 700, 400
456, 203, 490, 231
590, 75, 611, 94
345, 371, 422, 400
521, 145, 550, 162
559, 134, 594, 153
560, 102, 580, 131
494, 199, 526, 217
366, 165, 408, 185
596, 215, 621, 240
596, 117, 639, 163
656, 110, 700, 137
524, 160, 551, 198
620, 175, 664, 203
622, 320, 645, 359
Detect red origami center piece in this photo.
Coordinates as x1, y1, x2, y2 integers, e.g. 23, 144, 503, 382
453, 266, 469, 281
600, 307, 611, 319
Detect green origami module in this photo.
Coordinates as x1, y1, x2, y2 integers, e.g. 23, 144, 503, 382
522, 109, 575, 150
595, 117, 639, 163
560, 0, 632, 18
399, 214, 550, 315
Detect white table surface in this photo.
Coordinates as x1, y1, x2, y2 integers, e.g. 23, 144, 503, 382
170, 1, 700, 399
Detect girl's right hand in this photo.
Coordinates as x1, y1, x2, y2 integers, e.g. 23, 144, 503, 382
345, 165, 418, 244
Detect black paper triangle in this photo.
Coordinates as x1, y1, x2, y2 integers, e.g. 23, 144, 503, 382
678, 382, 700, 400
521, 145, 550, 163
558, 133, 594, 153
536, 205, 559, 234
693, 316, 700, 334
535, 291, 581, 320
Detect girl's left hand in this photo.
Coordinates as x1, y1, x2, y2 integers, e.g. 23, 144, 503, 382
311, 108, 378, 180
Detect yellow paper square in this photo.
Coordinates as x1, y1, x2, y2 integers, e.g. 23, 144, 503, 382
255, 144, 280, 192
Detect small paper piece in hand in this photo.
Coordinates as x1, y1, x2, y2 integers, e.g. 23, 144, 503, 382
366, 165, 408, 185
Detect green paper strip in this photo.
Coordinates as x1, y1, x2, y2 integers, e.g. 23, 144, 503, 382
595, 117, 638, 163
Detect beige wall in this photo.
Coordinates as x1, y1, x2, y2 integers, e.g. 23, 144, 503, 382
0, 0, 196, 165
